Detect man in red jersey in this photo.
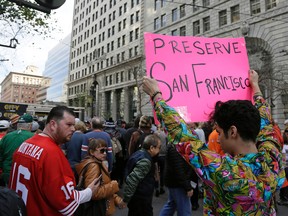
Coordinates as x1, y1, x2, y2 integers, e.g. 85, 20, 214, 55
9, 106, 100, 216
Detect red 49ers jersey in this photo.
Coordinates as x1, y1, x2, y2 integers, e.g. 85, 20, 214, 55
9, 134, 81, 216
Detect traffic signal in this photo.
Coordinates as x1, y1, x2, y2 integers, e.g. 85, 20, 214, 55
35, 0, 66, 9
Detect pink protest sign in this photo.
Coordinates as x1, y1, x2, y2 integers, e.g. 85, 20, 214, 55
144, 33, 251, 122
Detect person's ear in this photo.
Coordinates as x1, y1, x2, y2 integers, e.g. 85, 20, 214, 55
230, 126, 237, 138
50, 119, 57, 130
89, 149, 94, 155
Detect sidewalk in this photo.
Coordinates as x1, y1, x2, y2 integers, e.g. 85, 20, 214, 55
114, 189, 288, 216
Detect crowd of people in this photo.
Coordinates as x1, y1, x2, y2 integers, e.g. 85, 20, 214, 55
0, 70, 287, 215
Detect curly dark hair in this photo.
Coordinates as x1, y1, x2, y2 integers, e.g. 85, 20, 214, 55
210, 100, 260, 142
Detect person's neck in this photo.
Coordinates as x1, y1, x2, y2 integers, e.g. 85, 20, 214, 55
93, 129, 102, 132
234, 141, 258, 156
41, 130, 54, 141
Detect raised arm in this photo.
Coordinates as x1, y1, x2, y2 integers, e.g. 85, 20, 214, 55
249, 70, 285, 190
142, 76, 199, 144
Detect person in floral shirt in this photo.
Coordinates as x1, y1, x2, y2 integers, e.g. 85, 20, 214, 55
142, 70, 285, 215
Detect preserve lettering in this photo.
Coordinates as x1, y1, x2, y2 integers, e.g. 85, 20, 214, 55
153, 38, 242, 55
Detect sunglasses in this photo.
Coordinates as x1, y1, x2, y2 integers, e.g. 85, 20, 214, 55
97, 148, 107, 154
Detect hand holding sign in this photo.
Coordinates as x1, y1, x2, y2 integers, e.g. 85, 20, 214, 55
142, 76, 161, 97
144, 33, 252, 122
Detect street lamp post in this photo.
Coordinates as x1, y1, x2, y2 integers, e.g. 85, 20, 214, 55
90, 75, 98, 117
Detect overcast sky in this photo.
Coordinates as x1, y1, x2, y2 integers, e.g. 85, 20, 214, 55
0, 0, 74, 83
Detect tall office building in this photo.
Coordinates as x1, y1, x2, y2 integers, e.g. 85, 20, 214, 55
68, 0, 143, 122
44, 34, 71, 103
68, 0, 288, 124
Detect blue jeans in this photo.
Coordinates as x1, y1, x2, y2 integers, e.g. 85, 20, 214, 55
159, 187, 192, 216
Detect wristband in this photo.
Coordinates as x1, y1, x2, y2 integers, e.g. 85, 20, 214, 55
254, 92, 263, 96
151, 91, 162, 101
253, 92, 263, 101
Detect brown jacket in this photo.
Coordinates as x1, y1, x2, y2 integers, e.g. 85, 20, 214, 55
128, 128, 152, 156
75, 156, 123, 215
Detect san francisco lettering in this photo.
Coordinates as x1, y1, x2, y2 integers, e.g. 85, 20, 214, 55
150, 62, 249, 99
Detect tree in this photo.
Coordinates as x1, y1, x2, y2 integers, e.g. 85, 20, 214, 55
0, 0, 56, 43
248, 48, 288, 107
123, 55, 149, 117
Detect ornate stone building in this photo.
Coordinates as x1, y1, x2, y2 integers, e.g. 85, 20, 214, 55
67, 0, 288, 125
0, 65, 51, 104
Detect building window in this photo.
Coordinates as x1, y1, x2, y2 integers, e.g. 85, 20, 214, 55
135, 28, 139, 39
250, 0, 261, 15
109, 75, 112, 85
121, 51, 125, 61
129, 48, 133, 58
219, 9, 227, 27
203, 16, 210, 32
134, 46, 138, 56
180, 4, 185, 18
130, 14, 134, 24
122, 35, 125, 45
154, 17, 160, 30
123, 19, 126, 29
172, 8, 178, 22
124, 3, 127, 12
121, 71, 124, 82
231, 5, 240, 23
161, 14, 166, 27
136, 10, 140, 22
154, 0, 160, 10
203, 0, 210, 7
171, 29, 177, 36
266, 0, 277, 10
193, 0, 199, 12
180, 26, 186, 36
117, 54, 120, 63
117, 37, 121, 47
130, 31, 133, 42
118, 21, 121, 31
128, 69, 133, 80
193, 20, 200, 35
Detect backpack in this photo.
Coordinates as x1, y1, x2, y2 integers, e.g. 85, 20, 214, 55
0, 187, 26, 216
111, 136, 122, 156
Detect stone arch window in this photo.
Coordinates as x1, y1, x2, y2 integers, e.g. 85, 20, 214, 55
246, 37, 288, 111
246, 37, 273, 99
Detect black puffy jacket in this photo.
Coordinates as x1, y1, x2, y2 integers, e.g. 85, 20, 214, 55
164, 144, 195, 192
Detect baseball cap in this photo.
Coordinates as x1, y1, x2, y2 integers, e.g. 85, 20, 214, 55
284, 119, 288, 125
31, 121, 40, 132
104, 121, 115, 128
0, 120, 10, 129
18, 114, 33, 123
10, 114, 20, 125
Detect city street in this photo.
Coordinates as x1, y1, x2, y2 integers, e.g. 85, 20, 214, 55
115, 188, 288, 216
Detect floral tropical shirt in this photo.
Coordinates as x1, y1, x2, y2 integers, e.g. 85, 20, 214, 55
153, 96, 285, 216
